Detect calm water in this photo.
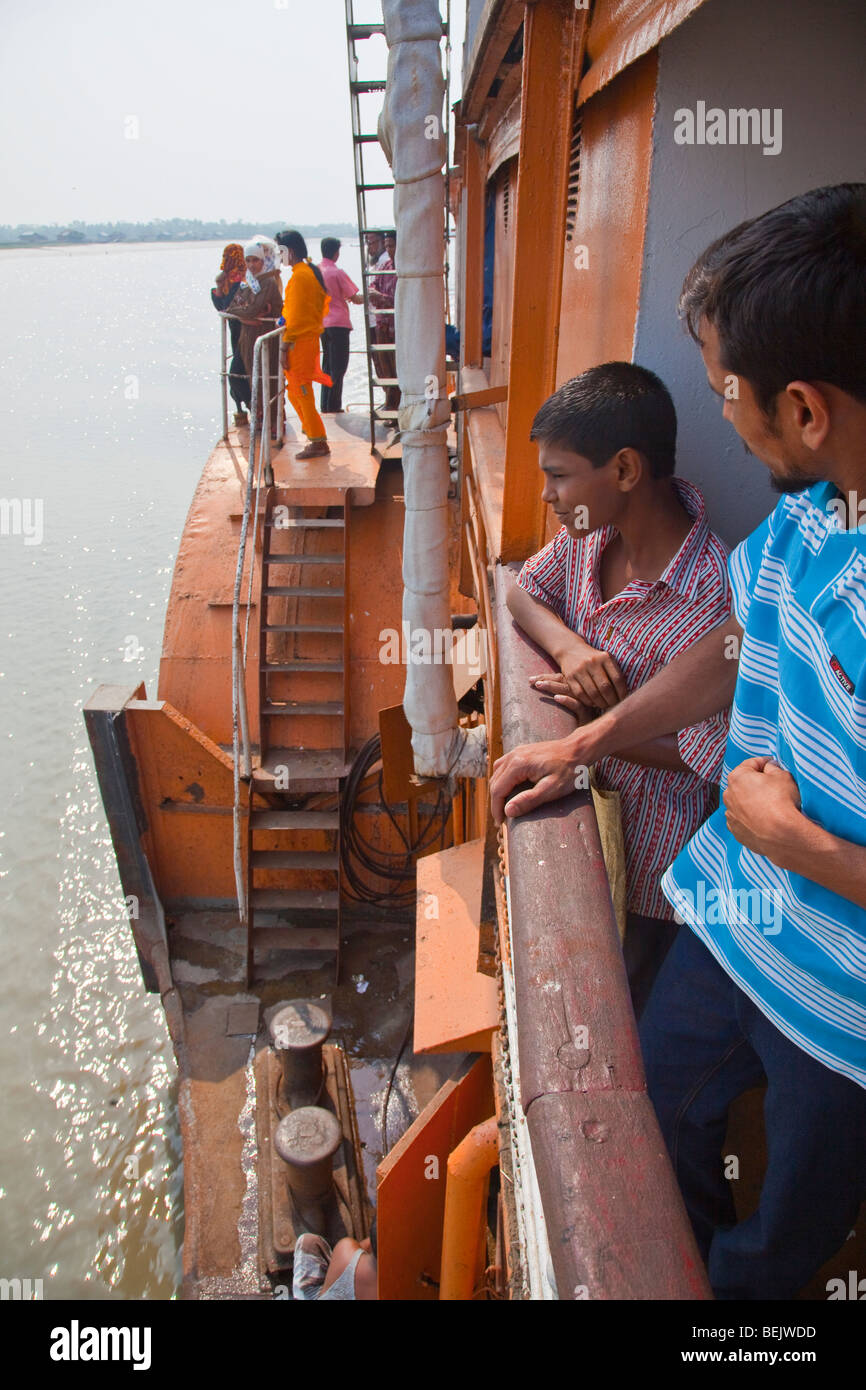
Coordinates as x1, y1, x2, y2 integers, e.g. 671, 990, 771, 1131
0, 239, 371, 1300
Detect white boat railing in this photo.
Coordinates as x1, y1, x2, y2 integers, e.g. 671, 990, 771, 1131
219, 312, 286, 449
228, 323, 285, 923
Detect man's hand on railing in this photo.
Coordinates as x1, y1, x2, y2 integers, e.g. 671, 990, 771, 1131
490, 735, 582, 823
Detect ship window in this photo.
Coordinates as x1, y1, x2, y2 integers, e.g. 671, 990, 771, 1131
565, 108, 583, 244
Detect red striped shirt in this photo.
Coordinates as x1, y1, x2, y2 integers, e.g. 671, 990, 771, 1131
517, 478, 731, 920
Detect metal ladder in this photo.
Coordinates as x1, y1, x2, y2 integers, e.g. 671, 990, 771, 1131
344, 0, 399, 448
245, 495, 350, 983
343, 2, 453, 451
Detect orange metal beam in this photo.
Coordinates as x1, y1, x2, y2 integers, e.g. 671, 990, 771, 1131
556, 51, 658, 387
581, 0, 709, 104
499, 0, 588, 563
460, 126, 487, 368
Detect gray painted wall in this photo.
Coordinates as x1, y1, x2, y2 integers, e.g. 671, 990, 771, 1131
464, 0, 487, 82
634, 0, 865, 548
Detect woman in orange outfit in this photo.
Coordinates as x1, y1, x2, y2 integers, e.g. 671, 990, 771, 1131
276, 230, 333, 460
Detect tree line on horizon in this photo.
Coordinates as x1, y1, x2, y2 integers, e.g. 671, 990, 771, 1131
0, 217, 358, 246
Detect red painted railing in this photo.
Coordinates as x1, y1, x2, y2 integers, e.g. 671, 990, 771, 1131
494, 565, 711, 1300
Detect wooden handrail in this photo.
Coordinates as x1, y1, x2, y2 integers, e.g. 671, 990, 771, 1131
493, 565, 711, 1300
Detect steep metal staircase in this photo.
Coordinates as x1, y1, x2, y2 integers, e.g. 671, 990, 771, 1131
244, 495, 350, 983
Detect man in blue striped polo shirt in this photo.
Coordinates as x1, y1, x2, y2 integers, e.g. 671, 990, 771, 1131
489, 184, 866, 1298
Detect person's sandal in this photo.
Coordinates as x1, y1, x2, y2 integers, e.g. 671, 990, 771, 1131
295, 440, 331, 460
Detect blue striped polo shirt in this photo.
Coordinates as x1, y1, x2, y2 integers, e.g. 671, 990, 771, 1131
662, 481, 866, 1088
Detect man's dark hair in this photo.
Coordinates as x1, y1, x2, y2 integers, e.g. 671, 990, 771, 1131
530, 362, 678, 478
679, 183, 866, 415
321, 236, 341, 260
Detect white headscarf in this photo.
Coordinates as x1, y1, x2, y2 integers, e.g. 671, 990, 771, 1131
242, 235, 280, 292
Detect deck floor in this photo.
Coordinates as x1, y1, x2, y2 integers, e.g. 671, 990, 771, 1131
230, 405, 401, 505
170, 905, 462, 1299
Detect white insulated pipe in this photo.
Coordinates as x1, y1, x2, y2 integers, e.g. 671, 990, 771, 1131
379, 0, 487, 779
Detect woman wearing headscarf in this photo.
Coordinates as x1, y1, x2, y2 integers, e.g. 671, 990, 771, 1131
276, 230, 332, 460
230, 235, 284, 435
211, 243, 252, 425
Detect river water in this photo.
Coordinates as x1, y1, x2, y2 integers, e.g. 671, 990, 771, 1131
0, 239, 371, 1300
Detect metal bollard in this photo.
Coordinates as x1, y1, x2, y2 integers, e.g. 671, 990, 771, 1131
269, 1000, 331, 1109
274, 1106, 342, 1219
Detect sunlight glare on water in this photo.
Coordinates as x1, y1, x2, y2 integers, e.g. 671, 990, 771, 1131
0, 238, 371, 1298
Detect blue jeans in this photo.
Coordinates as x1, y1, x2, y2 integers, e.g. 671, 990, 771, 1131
640, 926, 866, 1299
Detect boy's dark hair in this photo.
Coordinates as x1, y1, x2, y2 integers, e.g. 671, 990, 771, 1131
321, 236, 341, 260
530, 362, 677, 478
679, 183, 866, 415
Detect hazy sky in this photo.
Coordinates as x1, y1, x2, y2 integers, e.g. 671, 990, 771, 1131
1, 0, 465, 226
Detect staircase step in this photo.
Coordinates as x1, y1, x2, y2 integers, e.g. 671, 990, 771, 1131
348, 23, 385, 38
262, 701, 344, 716
263, 623, 344, 634
251, 810, 340, 830
252, 889, 340, 911
266, 517, 344, 528
254, 749, 349, 790
264, 553, 344, 565
373, 378, 400, 387
359, 182, 395, 192
351, 79, 387, 93
252, 851, 339, 870
353, 133, 381, 144
252, 924, 339, 953
264, 585, 345, 598
262, 660, 344, 672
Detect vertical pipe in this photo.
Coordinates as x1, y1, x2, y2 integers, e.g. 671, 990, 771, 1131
262, 337, 271, 473
380, 0, 487, 779
232, 340, 262, 921
277, 338, 285, 445
439, 1115, 499, 1301
221, 315, 229, 441
237, 643, 252, 782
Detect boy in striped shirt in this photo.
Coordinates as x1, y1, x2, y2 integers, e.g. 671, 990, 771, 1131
491, 185, 866, 1299
508, 362, 731, 1015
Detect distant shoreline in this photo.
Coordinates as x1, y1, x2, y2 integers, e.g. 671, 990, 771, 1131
0, 233, 359, 251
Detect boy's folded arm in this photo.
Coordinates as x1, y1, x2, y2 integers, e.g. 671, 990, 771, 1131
599, 614, 741, 755
491, 614, 742, 820
506, 581, 588, 667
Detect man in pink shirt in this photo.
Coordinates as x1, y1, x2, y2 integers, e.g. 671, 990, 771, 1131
318, 237, 363, 413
